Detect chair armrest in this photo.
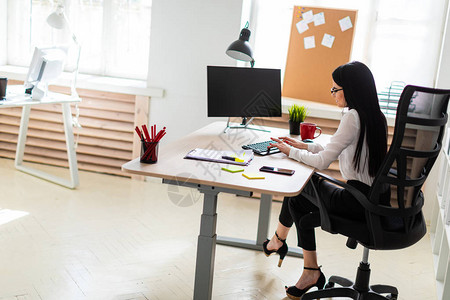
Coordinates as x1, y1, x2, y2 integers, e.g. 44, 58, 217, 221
314, 171, 369, 206
307, 172, 369, 232
314, 172, 422, 217
314, 171, 387, 214
305, 173, 333, 233
311, 172, 370, 232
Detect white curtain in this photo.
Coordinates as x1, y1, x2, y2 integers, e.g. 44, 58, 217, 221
6, 0, 152, 80
370, 0, 448, 88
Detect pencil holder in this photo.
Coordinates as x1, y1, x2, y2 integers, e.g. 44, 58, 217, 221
140, 141, 159, 163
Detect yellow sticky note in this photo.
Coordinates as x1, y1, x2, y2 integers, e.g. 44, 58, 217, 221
242, 172, 265, 180
222, 166, 245, 173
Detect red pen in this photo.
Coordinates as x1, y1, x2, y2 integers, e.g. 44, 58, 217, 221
156, 131, 166, 142
154, 127, 166, 141
142, 124, 151, 142
135, 126, 144, 141
152, 124, 156, 141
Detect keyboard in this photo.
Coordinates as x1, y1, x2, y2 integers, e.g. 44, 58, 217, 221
242, 140, 281, 155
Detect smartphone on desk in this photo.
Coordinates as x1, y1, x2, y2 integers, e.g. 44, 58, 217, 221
259, 166, 295, 176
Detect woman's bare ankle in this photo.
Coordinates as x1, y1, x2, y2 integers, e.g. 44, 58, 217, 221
295, 269, 320, 289
267, 235, 283, 250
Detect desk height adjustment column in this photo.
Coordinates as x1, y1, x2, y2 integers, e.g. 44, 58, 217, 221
256, 194, 273, 245
162, 179, 253, 300
194, 188, 218, 300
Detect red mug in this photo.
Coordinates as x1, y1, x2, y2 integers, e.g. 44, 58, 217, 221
300, 123, 322, 140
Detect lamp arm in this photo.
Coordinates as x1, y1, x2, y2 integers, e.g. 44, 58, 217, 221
71, 43, 81, 98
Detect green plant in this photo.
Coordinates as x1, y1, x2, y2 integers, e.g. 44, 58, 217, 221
288, 104, 308, 123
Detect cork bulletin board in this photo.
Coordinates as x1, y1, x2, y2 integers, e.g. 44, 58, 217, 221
283, 6, 357, 105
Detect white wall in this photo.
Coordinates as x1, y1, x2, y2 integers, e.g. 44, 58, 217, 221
147, 0, 244, 143
423, 0, 450, 222
436, 1, 450, 89
0, 0, 7, 65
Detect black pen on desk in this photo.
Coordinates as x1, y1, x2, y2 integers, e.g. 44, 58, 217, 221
222, 155, 244, 163
222, 155, 237, 161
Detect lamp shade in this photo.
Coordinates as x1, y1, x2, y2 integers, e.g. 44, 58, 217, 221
226, 27, 254, 62
46, 5, 66, 29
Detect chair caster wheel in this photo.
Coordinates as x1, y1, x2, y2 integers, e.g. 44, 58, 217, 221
324, 282, 335, 289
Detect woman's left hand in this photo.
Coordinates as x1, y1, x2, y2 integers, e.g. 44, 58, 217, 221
278, 136, 308, 150
269, 137, 291, 155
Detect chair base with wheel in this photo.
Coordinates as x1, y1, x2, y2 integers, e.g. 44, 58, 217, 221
303, 246, 398, 300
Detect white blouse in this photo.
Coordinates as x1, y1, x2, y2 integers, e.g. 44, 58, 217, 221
289, 109, 374, 186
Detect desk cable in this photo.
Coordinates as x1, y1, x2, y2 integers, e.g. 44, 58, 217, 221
72, 103, 82, 148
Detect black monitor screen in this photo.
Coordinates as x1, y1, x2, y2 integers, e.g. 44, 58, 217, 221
207, 66, 282, 117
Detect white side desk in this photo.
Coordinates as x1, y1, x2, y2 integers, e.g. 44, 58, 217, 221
1, 86, 81, 189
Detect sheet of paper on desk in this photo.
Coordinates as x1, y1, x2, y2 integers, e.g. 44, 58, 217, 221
6, 85, 26, 94
184, 148, 254, 166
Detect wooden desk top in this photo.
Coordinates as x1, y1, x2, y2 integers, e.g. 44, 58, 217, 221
122, 121, 326, 197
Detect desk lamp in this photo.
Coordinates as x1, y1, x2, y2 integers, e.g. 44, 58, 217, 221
47, 4, 82, 134
224, 22, 268, 132
47, 4, 81, 99
226, 22, 255, 68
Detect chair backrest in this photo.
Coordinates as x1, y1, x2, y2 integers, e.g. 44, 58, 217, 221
368, 85, 450, 249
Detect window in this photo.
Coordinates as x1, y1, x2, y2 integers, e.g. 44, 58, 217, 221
370, 0, 447, 88
7, 0, 152, 80
251, 0, 447, 91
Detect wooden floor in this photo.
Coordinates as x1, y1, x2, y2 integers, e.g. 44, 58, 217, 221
0, 158, 437, 300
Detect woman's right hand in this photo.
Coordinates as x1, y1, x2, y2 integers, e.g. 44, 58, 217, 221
278, 136, 308, 150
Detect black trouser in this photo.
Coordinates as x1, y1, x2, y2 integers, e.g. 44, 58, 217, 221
279, 176, 370, 251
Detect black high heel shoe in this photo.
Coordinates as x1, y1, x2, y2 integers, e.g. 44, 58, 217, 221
262, 231, 288, 267
285, 266, 326, 300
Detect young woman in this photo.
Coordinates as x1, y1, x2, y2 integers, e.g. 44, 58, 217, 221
265, 61, 388, 300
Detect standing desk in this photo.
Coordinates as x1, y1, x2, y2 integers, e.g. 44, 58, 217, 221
1, 86, 81, 189
122, 121, 322, 300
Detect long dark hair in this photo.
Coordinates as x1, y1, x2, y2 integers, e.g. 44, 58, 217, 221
332, 61, 387, 177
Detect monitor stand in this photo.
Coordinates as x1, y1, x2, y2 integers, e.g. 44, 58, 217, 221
31, 82, 48, 100
223, 117, 270, 133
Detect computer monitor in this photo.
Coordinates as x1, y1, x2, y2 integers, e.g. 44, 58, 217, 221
207, 66, 282, 120
24, 46, 68, 99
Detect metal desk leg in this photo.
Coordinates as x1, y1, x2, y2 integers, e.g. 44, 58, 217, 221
14, 103, 80, 189
193, 189, 218, 300
217, 193, 303, 258
256, 193, 272, 244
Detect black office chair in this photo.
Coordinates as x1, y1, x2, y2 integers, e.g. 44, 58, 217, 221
301, 85, 450, 300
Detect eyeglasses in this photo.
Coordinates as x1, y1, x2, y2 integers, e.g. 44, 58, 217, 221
330, 87, 343, 94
